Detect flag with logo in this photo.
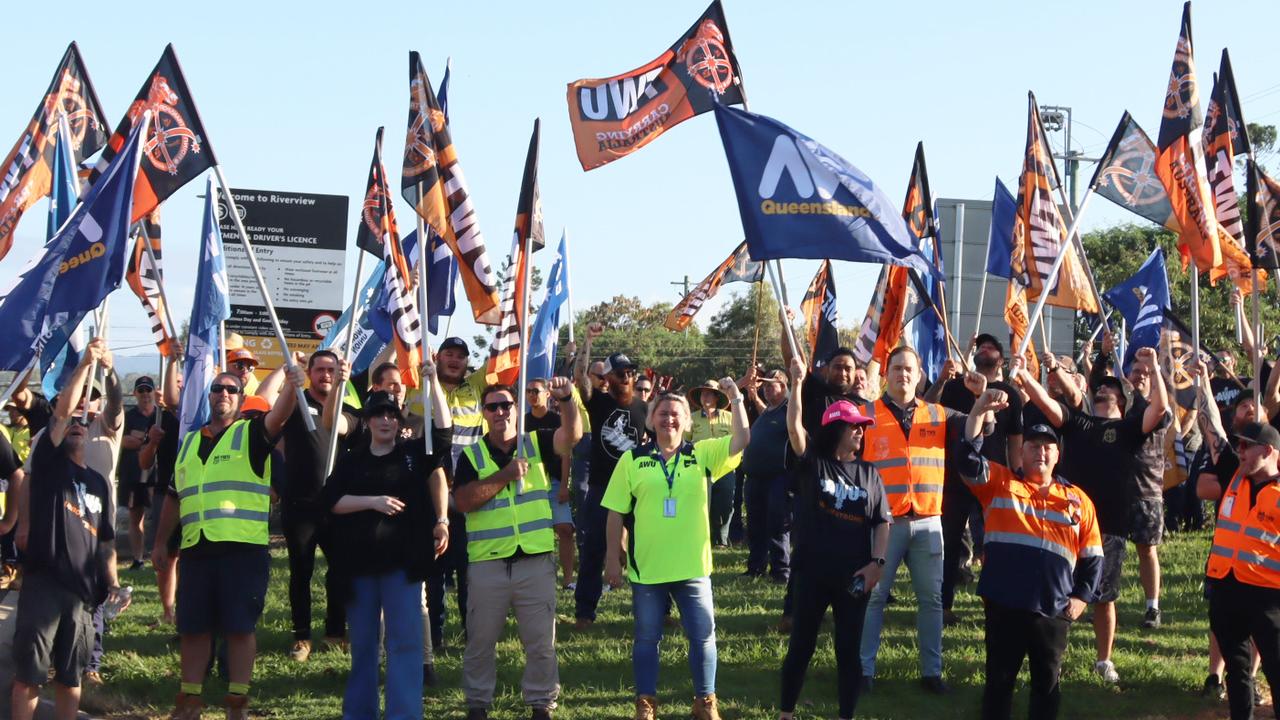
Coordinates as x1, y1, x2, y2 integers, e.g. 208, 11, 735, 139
1103, 247, 1171, 375
39, 115, 88, 398
527, 232, 571, 382
800, 260, 839, 365
0, 42, 108, 262
0, 114, 144, 373
487, 120, 544, 386
1202, 49, 1262, 293
401, 51, 500, 324
125, 210, 175, 356
90, 45, 215, 223
664, 240, 762, 331
901, 143, 948, 379
1155, 2, 1221, 272
1247, 160, 1280, 271
367, 128, 423, 389
566, 0, 744, 170
1092, 112, 1180, 232
714, 104, 935, 279
1013, 93, 1098, 314
402, 229, 459, 335
180, 176, 232, 438
321, 262, 388, 375
853, 266, 906, 367
987, 177, 1017, 278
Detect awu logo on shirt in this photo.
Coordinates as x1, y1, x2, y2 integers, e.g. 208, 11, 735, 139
819, 476, 866, 510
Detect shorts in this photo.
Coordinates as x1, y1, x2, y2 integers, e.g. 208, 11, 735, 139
12, 572, 95, 688
1128, 497, 1165, 546
549, 479, 574, 528
118, 478, 152, 510
1095, 534, 1128, 604
176, 546, 270, 635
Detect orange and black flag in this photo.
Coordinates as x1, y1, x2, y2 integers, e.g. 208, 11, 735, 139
1155, 2, 1221, 273
1246, 160, 1280, 271
401, 51, 501, 325
1013, 93, 1098, 315
801, 260, 839, 366
664, 240, 762, 332
853, 265, 906, 368
1202, 49, 1263, 293
367, 127, 423, 389
487, 120, 544, 386
125, 210, 175, 356
566, 0, 745, 170
1091, 112, 1180, 232
0, 42, 109, 261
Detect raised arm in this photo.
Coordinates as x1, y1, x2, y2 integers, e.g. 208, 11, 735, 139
786, 358, 807, 457
1009, 356, 1067, 428
549, 376, 583, 457
265, 353, 307, 438
923, 358, 960, 404
163, 355, 181, 410
321, 358, 352, 436
575, 323, 601, 399
721, 377, 750, 455
1041, 352, 1082, 411
53, 337, 110, 446
255, 364, 287, 404
423, 357, 451, 430
1135, 347, 1169, 434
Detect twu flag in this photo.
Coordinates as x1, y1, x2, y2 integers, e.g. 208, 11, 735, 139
0, 112, 145, 373
525, 232, 571, 383
714, 103, 935, 279
1103, 247, 1170, 375
180, 176, 232, 438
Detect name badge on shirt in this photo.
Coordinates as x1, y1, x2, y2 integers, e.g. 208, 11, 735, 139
663, 498, 677, 518
1223, 496, 1235, 517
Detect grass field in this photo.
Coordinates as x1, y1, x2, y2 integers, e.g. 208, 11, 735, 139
74, 529, 1242, 719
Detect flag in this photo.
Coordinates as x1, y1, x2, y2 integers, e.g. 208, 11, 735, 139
1247, 160, 1280, 270
986, 177, 1016, 278
1159, 312, 1209, 427
0, 113, 145, 373
1154, 2, 1221, 272
47, 114, 82, 239
714, 103, 935, 278
566, 0, 745, 170
487, 120, 544, 386
401, 51, 500, 324
179, 176, 232, 438
1203, 49, 1262, 292
901, 143, 947, 379
438, 59, 452, 121
0, 42, 108, 261
801, 260, 839, 365
368, 128, 423, 389
1103, 247, 1171, 375
853, 266, 906, 367
526, 232, 571, 382
39, 115, 87, 398
321, 262, 388, 374
125, 210, 176, 356
1012, 93, 1099, 314
402, 229, 459, 334
1092, 112, 1180, 231
664, 240, 762, 331
1004, 280, 1039, 379
90, 45, 215, 223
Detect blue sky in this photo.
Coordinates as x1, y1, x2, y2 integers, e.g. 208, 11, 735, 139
3, 0, 1278, 363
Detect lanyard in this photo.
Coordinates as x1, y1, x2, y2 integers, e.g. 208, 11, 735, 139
655, 449, 681, 496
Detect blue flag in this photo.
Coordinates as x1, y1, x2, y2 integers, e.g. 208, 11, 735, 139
40, 117, 88, 397
438, 59, 452, 121
386, 229, 458, 336
526, 232, 571, 382
912, 230, 948, 381
713, 103, 936, 279
320, 262, 388, 374
1103, 247, 1170, 375
0, 116, 144, 373
179, 176, 233, 438
986, 177, 1016, 278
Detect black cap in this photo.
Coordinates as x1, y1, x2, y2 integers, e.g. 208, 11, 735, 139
1025, 423, 1059, 445
973, 333, 1004, 357
439, 337, 469, 354
133, 376, 156, 391
603, 352, 637, 375
1236, 422, 1280, 452
363, 391, 403, 420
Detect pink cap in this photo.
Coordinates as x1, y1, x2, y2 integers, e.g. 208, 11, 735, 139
821, 400, 874, 427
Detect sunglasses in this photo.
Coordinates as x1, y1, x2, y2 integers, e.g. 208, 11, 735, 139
209, 383, 242, 395
135, 387, 154, 394
526, 388, 546, 395
231, 361, 255, 370
616, 368, 637, 377
636, 386, 653, 393
483, 400, 515, 413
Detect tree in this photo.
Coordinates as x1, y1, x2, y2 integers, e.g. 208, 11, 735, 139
469, 251, 543, 360
705, 282, 785, 375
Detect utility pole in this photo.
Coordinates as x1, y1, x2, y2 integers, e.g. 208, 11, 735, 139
671, 275, 692, 335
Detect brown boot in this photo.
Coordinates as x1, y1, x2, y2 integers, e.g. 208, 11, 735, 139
168, 692, 204, 720
634, 695, 657, 720
691, 693, 721, 720
225, 693, 249, 720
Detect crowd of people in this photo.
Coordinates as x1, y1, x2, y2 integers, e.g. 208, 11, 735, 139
3, 310, 1280, 720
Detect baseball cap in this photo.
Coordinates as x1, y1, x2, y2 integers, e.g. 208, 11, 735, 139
760, 368, 788, 385
973, 333, 1004, 356
439, 337, 469, 354
602, 352, 637, 375
821, 400, 873, 427
1235, 421, 1280, 452
239, 395, 271, 416
363, 390, 404, 420
1024, 423, 1060, 445
133, 376, 156, 392
226, 348, 259, 366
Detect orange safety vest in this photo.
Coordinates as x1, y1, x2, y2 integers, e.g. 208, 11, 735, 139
861, 398, 946, 517
1206, 470, 1280, 590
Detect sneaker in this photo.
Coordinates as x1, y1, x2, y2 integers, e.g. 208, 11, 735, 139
921, 676, 951, 695
573, 618, 594, 631
564, 581, 577, 591
423, 663, 438, 688
1142, 607, 1162, 629
224, 693, 249, 720
1094, 660, 1120, 684
82, 670, 104, 686
169, 692, 204, 720
128, 559, 146, 571
289, 639, 311, 662
690, 693, 722, 720
634, 695, 657, 720
1201, 673, 1226, 701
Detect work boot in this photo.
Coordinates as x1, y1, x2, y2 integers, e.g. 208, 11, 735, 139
465, 708, 489, 720
634, 695, 657, 720
691, 693, 722, 720
168, 693, 204, 720
321, 635, 349, 653
224, 693, 249, 720
530, 706, 553, 720
289, 639, 311, 662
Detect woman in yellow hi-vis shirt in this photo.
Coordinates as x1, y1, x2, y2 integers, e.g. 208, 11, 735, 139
603, 378, 749, 720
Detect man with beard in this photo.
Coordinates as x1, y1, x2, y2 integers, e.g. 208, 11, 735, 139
779, 325, 871, 434
573, 322, 648, 629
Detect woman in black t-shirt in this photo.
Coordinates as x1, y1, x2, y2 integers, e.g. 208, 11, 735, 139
778, 360, 891, 720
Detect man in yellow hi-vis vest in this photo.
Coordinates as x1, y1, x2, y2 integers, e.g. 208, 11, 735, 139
153, 367, 297, 720
453, 377, 582, 720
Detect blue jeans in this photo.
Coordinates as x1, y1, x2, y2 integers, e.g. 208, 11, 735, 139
344, 570, 424, 720
860, 514, 944, 679
632, 577, 717, 697
574, 485, 608, 622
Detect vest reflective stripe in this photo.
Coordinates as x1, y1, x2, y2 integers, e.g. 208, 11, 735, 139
1207, 470, 1280, 589
173, 420, 271, 550
862, 399, 946, 517
463, 434, 555, 562
984, 529, 1077, 568
989, 496, 1079, 528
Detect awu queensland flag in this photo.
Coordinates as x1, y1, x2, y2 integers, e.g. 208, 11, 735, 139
714, 103, 936, 279
1103, 247, 1171, 375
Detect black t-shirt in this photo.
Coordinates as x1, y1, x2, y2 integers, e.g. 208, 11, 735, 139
17, 393, 52, 436
1057, 401, 1148, 536
280, 391, 360, 508
787, 444, 891, 575
742, 403, 790, 478
322, 425, 452, 581
524, 410, 562, 432
586, 391, 647, 488
152, 410, 181, 492
119, 406, 160, 487
26, 432, 116, 604
454, 429, 563, 489
800, 374, 862, 435
939, 379, 1023, 492
1127, 395, 1171, 500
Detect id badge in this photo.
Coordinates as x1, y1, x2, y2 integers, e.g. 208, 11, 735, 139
1222, 496, 1235, 517
663, 498, 677, 518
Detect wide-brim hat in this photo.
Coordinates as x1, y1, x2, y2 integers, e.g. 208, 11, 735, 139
687, 380, 728, 409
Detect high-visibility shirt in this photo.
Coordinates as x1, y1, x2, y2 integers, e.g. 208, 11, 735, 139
1207, 470, 1280, 590
960, 438, 1103, 615
1, 423, 30, 463
461, 433, 555, 562
444, 371, 488, 467
174, 420, 272, 550
861, 398, 946, 516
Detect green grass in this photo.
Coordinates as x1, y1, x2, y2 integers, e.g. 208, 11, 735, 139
80, 530, 1232, 719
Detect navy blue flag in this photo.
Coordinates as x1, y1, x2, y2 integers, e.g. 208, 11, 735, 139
0, 115, 144, 373
526, 232, 571, 382
40, 115, 88, 397
437, 59, 452, 121
1103, 247, 1170, 375
912, 231, 947, 381
986, 177, 1016, 278
398, 229, 458, 335
714, 104, 935, 278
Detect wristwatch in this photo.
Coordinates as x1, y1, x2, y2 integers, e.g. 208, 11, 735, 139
435, 517, 450, 527
871, 557, 886, 566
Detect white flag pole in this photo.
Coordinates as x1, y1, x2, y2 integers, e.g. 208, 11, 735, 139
515, 227, 536, 472
563, 228, 574, 345
416, 184, 434, 455
138, 223, 182, 357
324, 247, 367, 477
767, 261, 800, 361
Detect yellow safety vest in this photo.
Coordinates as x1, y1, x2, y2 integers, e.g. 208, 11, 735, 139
174, 420, 272, 549
462, 433, 554, 562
